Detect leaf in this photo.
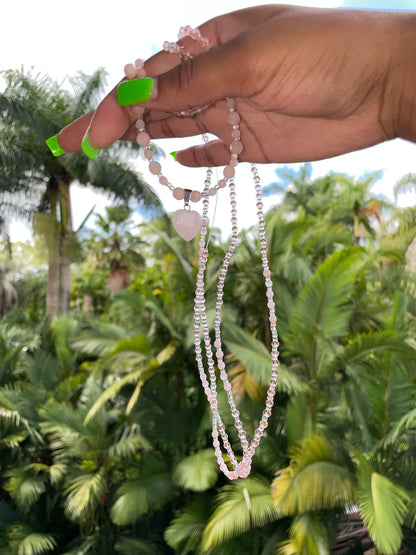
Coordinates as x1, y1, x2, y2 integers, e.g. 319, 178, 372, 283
110, 457, 174, 526
288, 247, 364, 357
357, 456, 410, 555
7, 524, 56, 555
164, 497, 211, 553
271, 434, 356, 515
173, 449, 219, 492
202, 477, 278, 549
222, 323, 306, 395
277, 513, 330, 555
64, 469, 106, 523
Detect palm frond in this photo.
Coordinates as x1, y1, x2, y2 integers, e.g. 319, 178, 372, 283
222, 322, 306, 395
357, 455, 410, 555
277, 513, 330, 555
271, 434, 356, 515
64, 468, 106, 523
164, 497, 212, 554
7, 523, 56, 555
202, 477, 279, 550
173, 449, 219, 492
287, 247, 364, 357
110, 456, 174, 526
4, 467, 47, 511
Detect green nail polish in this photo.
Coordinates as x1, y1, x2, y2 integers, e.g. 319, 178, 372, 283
46, 134, 65, 157
170, 151, 177, 162
81, 130, 99, 159
117, 78, 154, 106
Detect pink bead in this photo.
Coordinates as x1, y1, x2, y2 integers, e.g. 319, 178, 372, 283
227, 111, 240, 125
209, 187, 217, 196
266, 290, 274, 298
135, 119, 145, 129
136, 132, 150, 147
223, 165, 235, 179
216, 350, 223, 358
218, 179, 227, 189
214, 340, 221, 349
190, 190, 202, 202
124, 63, 137, 79
159, 176, 168, 186
263, 269, 271, 278
144, 148, 153, 159
149, 161, 161, 175
136, 69, 147, 79
226, 98, 236, 109
135, 58, 144, 69
231, 129, 241, 140
132, 105, 145, 115
173, 187, 185, 200
230, 140, 243, 154
218, 361, 225, 370
269, 315, 277, 323
224, 383, 231, 392
228, 471, 238, 480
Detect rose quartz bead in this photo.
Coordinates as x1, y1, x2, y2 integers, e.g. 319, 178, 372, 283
231, 129, 241, 140
124, 63, 137, 79
190, 190, 202, 202
137, 69, 147, 79
269, 315, 277, 323
214, 340, 221, 349
136, 132, 150, 147
132, 105, 145, 115
227, 111, 240, 125
173, 187, 185, 200
209, 187, 217, 196
149, 161, 161, 175
224, 383, 231, 392
263, 269, 271, 277
144, 148, 153, 159
159, 176, 168, 186
218, 179, 227, 189
135, 58, 144, 69
223, 165, 235, 179
230, 140, 243, 155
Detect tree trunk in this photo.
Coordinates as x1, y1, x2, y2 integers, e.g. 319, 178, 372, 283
58, 180, 73, 315
46, 184, 60, 319
45, 180, 73, 318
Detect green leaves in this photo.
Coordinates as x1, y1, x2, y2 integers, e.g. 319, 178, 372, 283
271, 435, 356, 515
173, 450, 219, 492
202, 478, 278, 550
357, 456, 410, 554
110, 456, 174, 526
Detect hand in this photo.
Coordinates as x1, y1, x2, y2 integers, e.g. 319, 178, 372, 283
57, 5, 416, 165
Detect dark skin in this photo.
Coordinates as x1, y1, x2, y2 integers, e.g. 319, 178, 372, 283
57, 5, 416, 166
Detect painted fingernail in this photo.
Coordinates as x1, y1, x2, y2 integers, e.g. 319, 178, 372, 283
81, 129, 99, 159
117, 78, 155, 106
170, 151, 177, 162
45, 134, 65, 157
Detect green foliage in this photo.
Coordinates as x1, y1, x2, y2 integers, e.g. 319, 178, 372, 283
0, 162, 416, 553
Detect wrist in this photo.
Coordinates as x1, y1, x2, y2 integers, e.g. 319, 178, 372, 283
382, 11, 416, 143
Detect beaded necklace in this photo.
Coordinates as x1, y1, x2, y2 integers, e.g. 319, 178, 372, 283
123, 27, 279, 480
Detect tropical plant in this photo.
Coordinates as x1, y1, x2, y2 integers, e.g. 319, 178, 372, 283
0, 68, 162, 317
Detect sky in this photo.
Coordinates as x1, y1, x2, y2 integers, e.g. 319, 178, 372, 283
2, 0, 416, 240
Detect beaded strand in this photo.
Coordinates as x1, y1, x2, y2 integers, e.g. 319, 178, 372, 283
124, 26, 280, 479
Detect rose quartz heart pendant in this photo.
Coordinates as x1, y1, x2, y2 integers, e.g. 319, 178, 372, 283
172, 209, 202, 241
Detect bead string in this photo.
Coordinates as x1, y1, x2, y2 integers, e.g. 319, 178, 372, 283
124, 27, 280, 479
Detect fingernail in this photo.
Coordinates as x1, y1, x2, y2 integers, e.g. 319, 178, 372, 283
46, 134, 65, 157
81, 128, 99, 159
117, 78, 155, 106
170, 151, 177, 162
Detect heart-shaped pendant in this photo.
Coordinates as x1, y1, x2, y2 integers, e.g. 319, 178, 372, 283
172, 209, 202, 241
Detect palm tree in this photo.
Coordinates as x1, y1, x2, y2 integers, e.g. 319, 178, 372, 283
0, 68, 162, 318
